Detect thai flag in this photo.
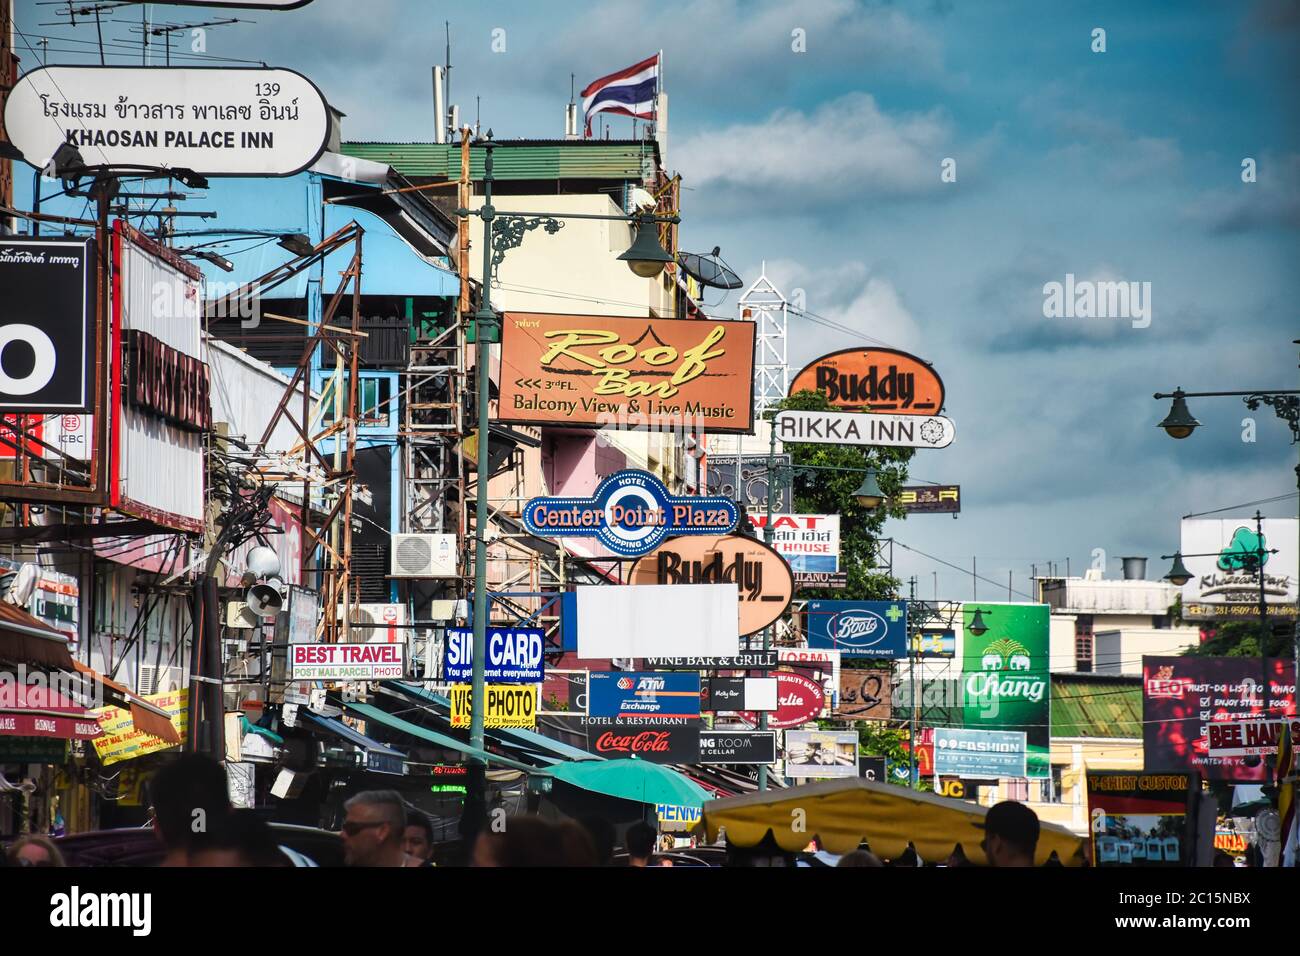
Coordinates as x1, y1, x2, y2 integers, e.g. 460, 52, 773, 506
581, 53, 660, 137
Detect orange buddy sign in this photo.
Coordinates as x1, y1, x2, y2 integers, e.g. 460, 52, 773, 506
628, 533, 794, 636
496, 312, 756, 432
789, 347, 944, 414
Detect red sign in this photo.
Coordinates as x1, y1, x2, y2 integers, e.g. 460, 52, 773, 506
740, 672, 825, 729
0, 712, 102, 740
587, 722, 701, 763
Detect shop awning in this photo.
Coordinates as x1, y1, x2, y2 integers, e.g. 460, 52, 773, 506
0, 683, 102, 741
382, 681, 599, 765
702, 777, 1088, 865
343, 701, 545, 777
549, 758, 711, 809
0, 603, 75, 670
67, 660, 181, 744
304, 712, 405, 759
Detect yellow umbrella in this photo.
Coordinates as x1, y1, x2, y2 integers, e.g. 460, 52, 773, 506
702, 777, 1086, 866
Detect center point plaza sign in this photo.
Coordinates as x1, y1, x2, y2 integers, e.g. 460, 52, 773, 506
523, 469, 738, 558
5, 66, 330, 177
496, 312, 756, 432
628, 533, 793, 635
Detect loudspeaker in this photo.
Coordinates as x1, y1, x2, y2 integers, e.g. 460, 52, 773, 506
245, 578, 284, 618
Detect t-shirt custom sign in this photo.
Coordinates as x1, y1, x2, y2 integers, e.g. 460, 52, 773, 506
789, 347, 945, 414
524, 469, 738, 558
4, 67, 329, 177
497, 312, 756, 433
628, 533, 793, 635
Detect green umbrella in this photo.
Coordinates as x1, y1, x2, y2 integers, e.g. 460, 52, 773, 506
549, 758, 711, 808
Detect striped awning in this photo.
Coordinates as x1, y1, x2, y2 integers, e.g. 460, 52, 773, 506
0, 683, 101, 741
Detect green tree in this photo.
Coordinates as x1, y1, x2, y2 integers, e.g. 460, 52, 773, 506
846, 721, 932, 791
769, 390, 913, 601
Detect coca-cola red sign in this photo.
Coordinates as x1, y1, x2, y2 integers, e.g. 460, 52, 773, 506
587, 722, 700, 764
741, 672, 825, 729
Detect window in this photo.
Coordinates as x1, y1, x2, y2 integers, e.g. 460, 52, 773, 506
319, 374, 392, 427
1075, 614, 1094, 673
1007, 779, 1029, 801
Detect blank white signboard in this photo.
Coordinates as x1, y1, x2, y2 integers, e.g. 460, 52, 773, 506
575, 584, 740, 659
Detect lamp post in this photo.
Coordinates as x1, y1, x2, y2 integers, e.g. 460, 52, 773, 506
455, 137, 678, 832
1155, 345, 1300, 812
750, 425, 887, 790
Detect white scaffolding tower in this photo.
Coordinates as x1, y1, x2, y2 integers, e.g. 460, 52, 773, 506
739, 261, 789, 413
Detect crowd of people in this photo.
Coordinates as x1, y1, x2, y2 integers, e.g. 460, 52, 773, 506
0, 753, 1144, 868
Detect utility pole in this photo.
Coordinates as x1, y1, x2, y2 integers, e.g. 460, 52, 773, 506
909, 576, 919, 790
758, 418, 776, 792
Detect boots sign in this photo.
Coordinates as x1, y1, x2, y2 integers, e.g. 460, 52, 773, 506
0, 238, 95, 412
5, 66, 329, 177
789, 347, 945, 414
628, 533, 793, 635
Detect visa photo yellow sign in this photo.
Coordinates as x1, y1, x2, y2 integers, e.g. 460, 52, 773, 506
449, 684, 538, 729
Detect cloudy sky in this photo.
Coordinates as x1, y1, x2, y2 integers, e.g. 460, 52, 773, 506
12, 0, 1300, 600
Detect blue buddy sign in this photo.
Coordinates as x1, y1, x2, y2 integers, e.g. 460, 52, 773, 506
522, 469, 738, 558
805, 600, 908, 659
444, 626, 545, 683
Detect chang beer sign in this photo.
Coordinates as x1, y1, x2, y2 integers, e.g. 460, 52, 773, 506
961, 603, 1050, 779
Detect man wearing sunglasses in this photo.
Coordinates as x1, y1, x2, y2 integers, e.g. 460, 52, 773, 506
340, 790, 421, 867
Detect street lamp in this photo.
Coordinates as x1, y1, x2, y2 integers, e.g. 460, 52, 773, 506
853, 470, 886, 509
617, 214, 675, 278
455, 137, 681, 835
1162, 552, 1193, 587
1156, 389, 1201, 440
966, 607, 991, 637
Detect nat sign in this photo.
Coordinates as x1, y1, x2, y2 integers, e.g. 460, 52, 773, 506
588, 723, 700, 763
0, 238, 95, 412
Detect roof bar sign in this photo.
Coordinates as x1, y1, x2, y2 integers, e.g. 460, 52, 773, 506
4, 66, 330, 177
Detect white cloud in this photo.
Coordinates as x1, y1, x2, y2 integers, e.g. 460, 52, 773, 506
677, 92, 954, 199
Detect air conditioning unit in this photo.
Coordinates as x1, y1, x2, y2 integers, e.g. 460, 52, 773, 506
390, 533, 458, 578
336, 603, 407, 643
138, 664, 181, 696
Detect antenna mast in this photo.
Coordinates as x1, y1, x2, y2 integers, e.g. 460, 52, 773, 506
738, 261, 789, 414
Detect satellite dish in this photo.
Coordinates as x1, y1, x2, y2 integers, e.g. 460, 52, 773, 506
246, 577, 285, 618
3, 563, 39, 606
677, 247, 743, 290
246, 545, 282, 580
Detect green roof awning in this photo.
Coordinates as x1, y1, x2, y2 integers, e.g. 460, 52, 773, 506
1051, 675, 1142, 739
341, 140, 658, 182
548, 758, 711, 809
344, 701, 545, 777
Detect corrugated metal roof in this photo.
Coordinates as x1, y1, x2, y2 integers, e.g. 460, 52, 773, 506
1051, 673, 1142, 739
341, 140, 659, 181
